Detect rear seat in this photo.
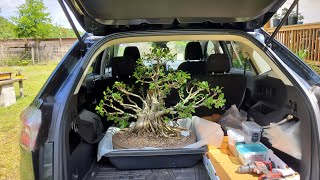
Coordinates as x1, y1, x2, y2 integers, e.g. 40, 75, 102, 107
177, 42, 206, 76
194, 54, 247, 116
124, 46, 141, 63
94, 56, 139, 112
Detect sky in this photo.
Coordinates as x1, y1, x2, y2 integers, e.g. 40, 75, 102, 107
0, 0, 81, 29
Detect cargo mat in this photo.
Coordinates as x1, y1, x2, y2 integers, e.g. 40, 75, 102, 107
86, 159, 210, 180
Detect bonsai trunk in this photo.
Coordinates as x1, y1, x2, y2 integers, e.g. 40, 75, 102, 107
128, 91, 179, 137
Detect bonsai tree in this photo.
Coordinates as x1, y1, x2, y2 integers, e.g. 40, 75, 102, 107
280, 8, 289, 25
298, 13, 304, 24
273, 13, 280, 20
272, 13, 281, 27
96, 46, 225, 138
281, 8, 289, 18
288, 11, 298, 25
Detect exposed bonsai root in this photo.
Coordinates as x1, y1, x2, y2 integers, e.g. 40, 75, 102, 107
129, 118, 183, 138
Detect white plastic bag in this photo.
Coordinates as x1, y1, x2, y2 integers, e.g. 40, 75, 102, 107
263, 121, 301, 159
179, 116, 224, 149
219, 105, 247, 130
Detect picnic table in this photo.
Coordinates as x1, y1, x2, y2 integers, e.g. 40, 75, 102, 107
0, 78, 27, 107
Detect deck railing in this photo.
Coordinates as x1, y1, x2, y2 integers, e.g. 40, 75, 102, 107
265, 23, 320, 65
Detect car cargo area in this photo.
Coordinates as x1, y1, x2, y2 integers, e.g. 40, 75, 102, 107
63, 35, 313, 180
85, 159, 210, 180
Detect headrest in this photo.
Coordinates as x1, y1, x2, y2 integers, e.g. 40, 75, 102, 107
185, 42, 203, 60
124, 46, 141, 62
111, 56, 135, 77
206, 54, 231, 73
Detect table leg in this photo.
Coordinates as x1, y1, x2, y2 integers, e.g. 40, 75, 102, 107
19, 80, 24, 98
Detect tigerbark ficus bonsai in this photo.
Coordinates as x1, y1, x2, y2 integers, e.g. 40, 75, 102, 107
96, 46, 225, 148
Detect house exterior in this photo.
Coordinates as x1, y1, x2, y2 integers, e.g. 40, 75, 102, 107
281, 0, 320, 24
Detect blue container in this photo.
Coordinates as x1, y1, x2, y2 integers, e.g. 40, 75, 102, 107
236, 143, 268, 164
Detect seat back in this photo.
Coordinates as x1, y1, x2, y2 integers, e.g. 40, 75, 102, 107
177, 42, 205, 76
194, 54, 247, 116
111, 56, 135, 78
124, 46, 141, 63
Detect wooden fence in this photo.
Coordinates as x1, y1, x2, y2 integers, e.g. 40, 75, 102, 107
265, 23, 320, 65
0, 38, 77, 65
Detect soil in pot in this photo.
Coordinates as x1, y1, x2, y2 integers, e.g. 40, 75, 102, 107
112, 129, 197, 149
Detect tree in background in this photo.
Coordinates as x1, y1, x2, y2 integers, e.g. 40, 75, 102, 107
48, 24, 77, 38
0, 16, 16, 39
12, 0, 52, 40
12, 0, 52, 62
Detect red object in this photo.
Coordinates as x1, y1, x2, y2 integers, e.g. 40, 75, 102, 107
258, 172, 283, 180
238, 161, 283, 180
20, 107, 42, 151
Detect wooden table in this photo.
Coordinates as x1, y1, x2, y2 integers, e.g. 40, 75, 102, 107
0, 78, 27, 98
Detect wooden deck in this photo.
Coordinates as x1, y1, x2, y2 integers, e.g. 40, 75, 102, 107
265, 23, 320, 65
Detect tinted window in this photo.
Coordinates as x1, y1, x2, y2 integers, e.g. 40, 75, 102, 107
226, 41, 253, 72
206, 41, 223, 55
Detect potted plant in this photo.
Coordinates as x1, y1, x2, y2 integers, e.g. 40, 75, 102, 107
288, 11, 298, 25
272, 13, 281, 27
280, 8, 289, 26
15, 67, 24, 78
298, 13, 304, 24
96, 46, 225, 149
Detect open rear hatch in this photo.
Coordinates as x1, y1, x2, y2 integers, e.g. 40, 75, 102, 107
61, 0, 286, 35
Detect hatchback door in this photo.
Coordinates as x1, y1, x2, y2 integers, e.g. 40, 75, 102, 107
62, 0, 286, 35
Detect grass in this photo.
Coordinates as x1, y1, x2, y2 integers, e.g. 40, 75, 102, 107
0, 62, 58, 180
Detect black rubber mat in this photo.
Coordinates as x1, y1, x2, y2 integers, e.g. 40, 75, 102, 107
85, 159, 210, 180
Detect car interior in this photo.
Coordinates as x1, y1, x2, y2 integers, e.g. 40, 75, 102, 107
63, 35, 312, 179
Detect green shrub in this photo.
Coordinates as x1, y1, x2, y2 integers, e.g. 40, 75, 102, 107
294, 50, 320, 75
3, 58, 30, 66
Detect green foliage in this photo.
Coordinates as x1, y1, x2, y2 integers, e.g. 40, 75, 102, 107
289, 11, 298, 18
3, 58, 30, 66
298, 13, 304, 21
47, 25, 76, 38
232, 53, 251, 71
281, 8, 289, 18
295, 50, 308, 60
294, 50, 320, 75
0, 16, 17, 39
273, 13, 280, 19
12, 0, 52, 40
96, 46, 226, 131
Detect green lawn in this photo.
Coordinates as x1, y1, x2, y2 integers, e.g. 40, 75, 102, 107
0, 62, 58, 180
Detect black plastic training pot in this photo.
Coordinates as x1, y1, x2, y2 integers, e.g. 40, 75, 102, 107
104, 145, 208, 170
273, 19, 280, 27
288, 16, 298, 25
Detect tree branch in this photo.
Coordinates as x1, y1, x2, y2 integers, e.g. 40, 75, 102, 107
104, 103, 137, 118
116, 87, 147, 107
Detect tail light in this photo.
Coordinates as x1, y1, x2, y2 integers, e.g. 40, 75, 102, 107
20, 106, 42, 151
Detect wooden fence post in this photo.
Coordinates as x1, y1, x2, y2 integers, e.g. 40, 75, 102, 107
31, 47, 35, 64
59, 38, 63, 58
36, 45, 40, 64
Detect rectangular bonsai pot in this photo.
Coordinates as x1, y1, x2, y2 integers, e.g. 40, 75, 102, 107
104, 145, 208, 170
